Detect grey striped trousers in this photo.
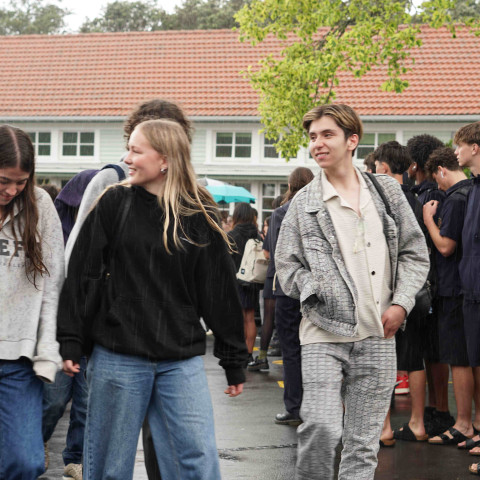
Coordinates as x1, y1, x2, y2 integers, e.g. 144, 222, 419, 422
296, 337, 396, 480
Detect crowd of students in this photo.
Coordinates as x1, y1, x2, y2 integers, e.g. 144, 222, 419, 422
1, 98, 480, 480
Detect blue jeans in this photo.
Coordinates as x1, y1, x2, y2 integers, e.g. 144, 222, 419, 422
85, 345, 221, 480
0, 358, 44, 480
42, 356, 88, 465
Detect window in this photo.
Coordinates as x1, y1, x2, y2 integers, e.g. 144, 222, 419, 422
356, 133, 396, 160
261, 182, 288, 223
264, 136, 280, 159
28, 132, 51, 156
62, 132, 95, 157
215, 132, 251, 158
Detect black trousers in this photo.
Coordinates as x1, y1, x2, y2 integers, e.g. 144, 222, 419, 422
274, 295, 303, 417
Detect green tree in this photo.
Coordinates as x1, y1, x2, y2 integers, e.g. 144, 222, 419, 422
80, 1, 164, 33
160, 0, 248, 30
449, 0, 480, 20
0, 0, 69, 35
236, 0, 480, 159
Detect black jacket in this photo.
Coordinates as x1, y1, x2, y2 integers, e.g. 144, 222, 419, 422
57, 186, 247, 386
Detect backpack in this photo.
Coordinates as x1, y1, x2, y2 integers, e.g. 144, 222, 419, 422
54, 164, 126, 244
236, 238, 269, 285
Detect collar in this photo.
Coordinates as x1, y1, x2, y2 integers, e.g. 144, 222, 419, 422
445, 178, 473, 196
321, 167, 369, 207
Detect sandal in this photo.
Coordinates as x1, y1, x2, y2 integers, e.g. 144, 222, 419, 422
470, 447, 480, 456
429, 427, 470, 445
393, 422, 429, 442
469, 462, 480, 475
459, 438, 480, 450
379, 438, 395, 447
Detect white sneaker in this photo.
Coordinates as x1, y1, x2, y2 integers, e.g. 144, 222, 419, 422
63, 463, 83, 480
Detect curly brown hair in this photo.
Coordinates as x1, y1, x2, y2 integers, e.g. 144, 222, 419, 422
424, 147, 461, 179
123, 99, 193, 143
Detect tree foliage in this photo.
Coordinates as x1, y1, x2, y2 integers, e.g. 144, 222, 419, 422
449, 0, 480, 20
0, 0, 69, 35
236, 0, 480, 160
80, 1, 164, 33
79, 0, 248, 33
161, 0, 248, 30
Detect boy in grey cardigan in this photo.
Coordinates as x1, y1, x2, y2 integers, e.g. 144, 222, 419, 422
275, 104, 429, 480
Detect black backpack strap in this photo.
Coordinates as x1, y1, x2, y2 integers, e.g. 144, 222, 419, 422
365, 172, 392, 218
101, 163, 126, 182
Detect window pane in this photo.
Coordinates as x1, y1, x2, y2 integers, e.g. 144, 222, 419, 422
356, 146, 375, 159
280, 183, 288, 193
216, 146, 232, 157
263, 198, 274, 210
359, 133, 375, 145
38, 145, 51, 156
264, 145, 279, 158
378, 133, 396, 144
63, 145, 77, 156
236, 133, 251, 145
63, 132, 77, 143
80, 132, 94, 144
216, 132, 232, 144
80, 145, 94, 156
262, 183, 275, 196
235, 146, 251, 157
38, 132, 51, 143
28, 132, 36, 142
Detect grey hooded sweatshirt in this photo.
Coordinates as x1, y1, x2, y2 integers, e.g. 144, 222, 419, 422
0, 187, 64, 383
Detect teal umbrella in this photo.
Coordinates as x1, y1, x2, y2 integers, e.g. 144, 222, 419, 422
205, 184, 256, 204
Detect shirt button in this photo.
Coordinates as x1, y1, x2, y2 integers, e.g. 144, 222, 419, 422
475, 234, 479, 240
371, 271, 376, 275
367, 242, 371, 247
376, 301, 380, 305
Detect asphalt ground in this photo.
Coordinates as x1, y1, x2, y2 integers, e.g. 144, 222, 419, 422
40, 334, 477, 480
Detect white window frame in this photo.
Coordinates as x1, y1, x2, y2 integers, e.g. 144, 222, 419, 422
28, 131, 52, 158
60, 130, 97, 160
354, 132, 397, 161
214, 131, 252, 160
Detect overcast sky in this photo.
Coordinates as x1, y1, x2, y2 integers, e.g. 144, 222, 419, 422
0, 0, 186, 32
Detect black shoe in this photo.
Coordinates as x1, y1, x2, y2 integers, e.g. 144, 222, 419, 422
275, 412, 302, 426
426, 411, 455, 437
247, 356, 269, 372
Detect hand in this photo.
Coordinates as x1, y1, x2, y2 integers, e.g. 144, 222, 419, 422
381, 305, 406, 339
423, 200, 439, 222
63, 360, 80, 377
224, 383, 244, 397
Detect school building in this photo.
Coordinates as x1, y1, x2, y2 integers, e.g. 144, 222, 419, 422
0, 26, 479, 220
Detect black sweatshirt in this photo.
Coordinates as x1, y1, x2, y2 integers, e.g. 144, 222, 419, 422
57, 185, 248, 386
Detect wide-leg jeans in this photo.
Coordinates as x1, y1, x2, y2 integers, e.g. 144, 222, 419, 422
84, 345, 221, 480
0, 358, 44, 480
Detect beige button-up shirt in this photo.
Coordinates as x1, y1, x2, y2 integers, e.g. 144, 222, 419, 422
300, 168, 392, 344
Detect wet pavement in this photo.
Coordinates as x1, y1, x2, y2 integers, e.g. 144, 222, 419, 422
40, 335, 476, 479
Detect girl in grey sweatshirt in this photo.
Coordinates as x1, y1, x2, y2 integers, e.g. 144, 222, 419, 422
0, 125, 64, 479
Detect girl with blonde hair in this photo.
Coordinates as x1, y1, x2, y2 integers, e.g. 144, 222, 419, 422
58, 119, 247, 479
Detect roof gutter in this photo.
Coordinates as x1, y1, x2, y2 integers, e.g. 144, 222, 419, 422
0, 114, 479, 123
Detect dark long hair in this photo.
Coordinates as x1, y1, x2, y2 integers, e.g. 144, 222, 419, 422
0, 125, 47, 285
282, 167, 314, 204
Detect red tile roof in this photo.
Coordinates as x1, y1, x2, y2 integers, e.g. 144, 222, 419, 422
0, 26, 478, 118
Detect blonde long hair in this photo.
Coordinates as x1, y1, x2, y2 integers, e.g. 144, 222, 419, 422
137, 119, 230, 253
